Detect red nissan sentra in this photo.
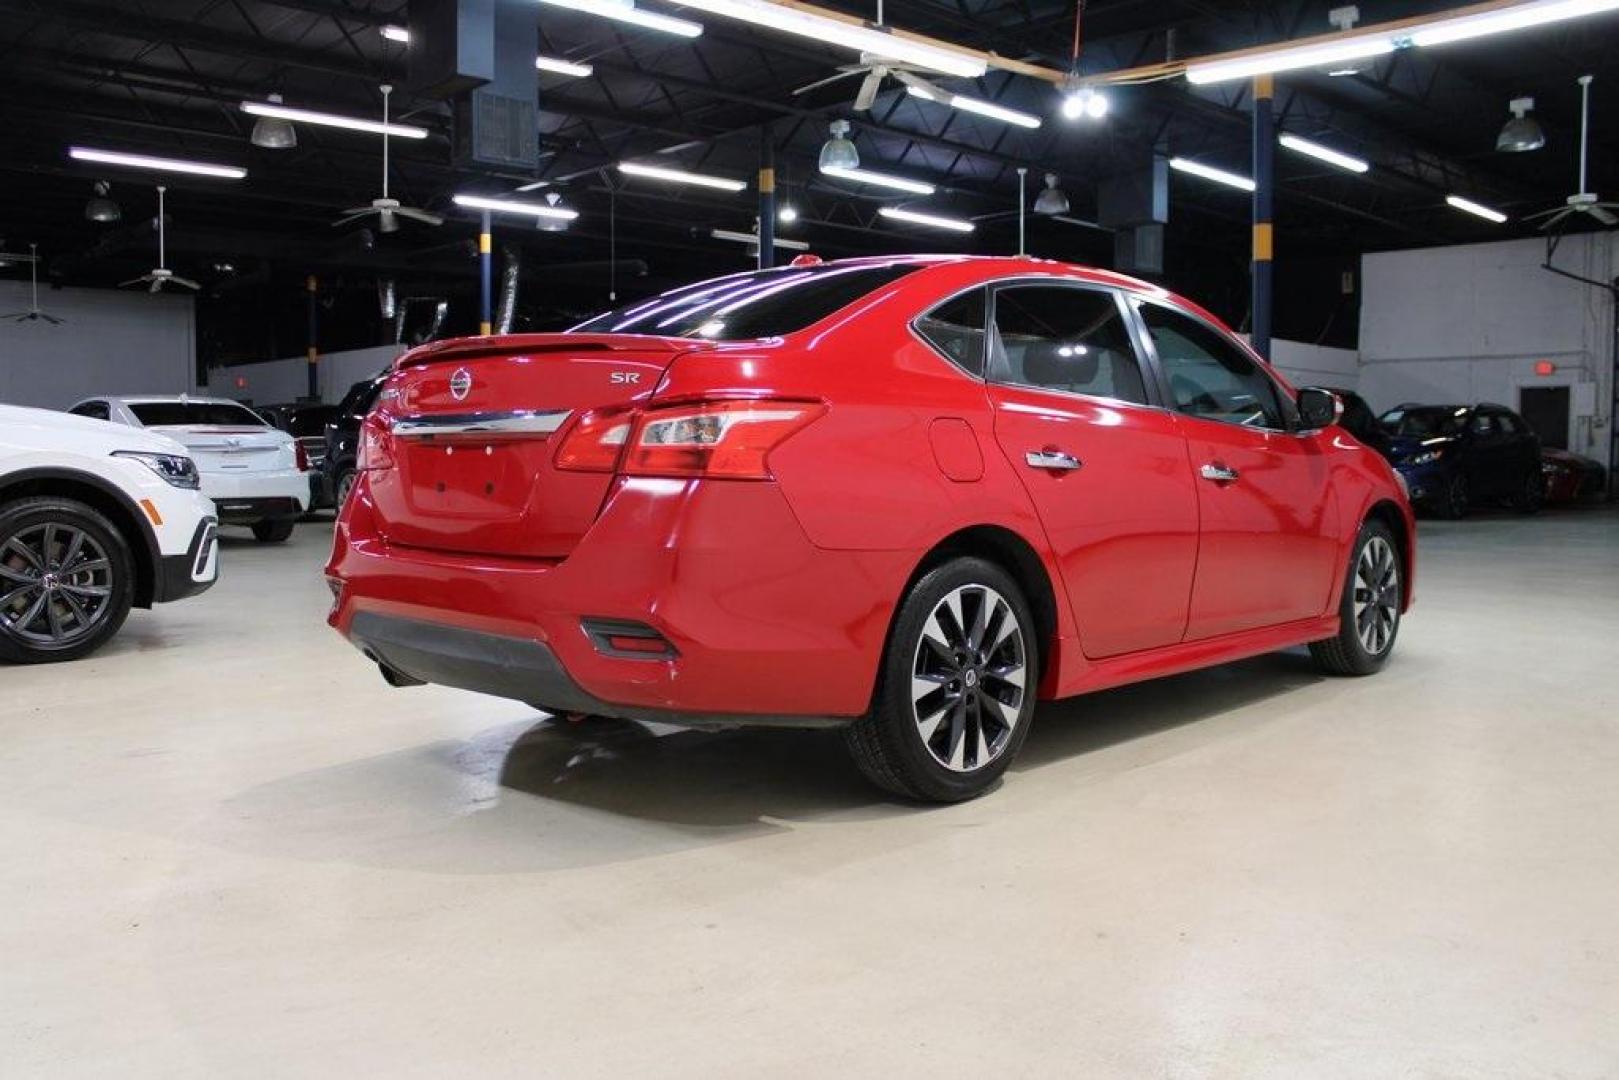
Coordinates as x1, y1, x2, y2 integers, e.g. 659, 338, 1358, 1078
327, 255, 1414, 801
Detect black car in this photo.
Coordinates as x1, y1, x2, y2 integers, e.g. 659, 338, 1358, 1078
1378, 402, 1543, 518
320, 371, 390, 509
260, 402, 340, 508
1325, 388, 1391, 456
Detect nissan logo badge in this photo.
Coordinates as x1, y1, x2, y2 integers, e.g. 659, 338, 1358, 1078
449, 367, 473, 401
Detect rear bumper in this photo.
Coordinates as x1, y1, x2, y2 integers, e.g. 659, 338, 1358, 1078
327, 475, 912, 723
201, 468, 309, 519
212, 496, 304, 525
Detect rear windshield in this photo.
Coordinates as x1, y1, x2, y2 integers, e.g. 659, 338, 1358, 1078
571, 263, 920, 340
279, 407, 337, 437
338, 376, 388, 418
129, 401, 267, 427
1380, 406, 1468, 437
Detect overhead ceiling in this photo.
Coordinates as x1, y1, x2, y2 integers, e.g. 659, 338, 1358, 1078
1, 0, 1615, 360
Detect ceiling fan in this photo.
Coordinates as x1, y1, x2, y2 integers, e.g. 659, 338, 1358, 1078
793, 53, 952, 112
1524, 75, 1619, 231
333, 84, 442, 233
120, 186, 199, 293
0, 243, 64, 324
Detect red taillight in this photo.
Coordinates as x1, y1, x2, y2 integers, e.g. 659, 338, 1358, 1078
356, 417, 395, 471
294, 440, 310, 472
554, 407, 634, 473
622, 400, 826, 480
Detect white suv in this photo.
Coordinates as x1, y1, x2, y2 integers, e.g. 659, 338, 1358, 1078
1, 403, 219, 663
69, 396, 310, 541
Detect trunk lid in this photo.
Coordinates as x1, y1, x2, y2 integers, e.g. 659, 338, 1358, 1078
367, 333, 698, 558
149, 425, 296, 474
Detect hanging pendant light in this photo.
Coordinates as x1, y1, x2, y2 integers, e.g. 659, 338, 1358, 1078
818, 120, 860, 171
250, 92, 298, 150
1033, 173, 1070, 215
84, 181, 121, 222
1496, 97, 1546, 152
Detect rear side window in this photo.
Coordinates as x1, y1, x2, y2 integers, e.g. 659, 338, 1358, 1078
990, 286, 1148, 405
914, 288, 987, 376
70, 401, 109, 421
128, 401, 267, 427
572, 264, 919, 340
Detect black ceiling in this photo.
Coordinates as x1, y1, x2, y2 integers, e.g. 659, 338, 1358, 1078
1, 0, 1615, 361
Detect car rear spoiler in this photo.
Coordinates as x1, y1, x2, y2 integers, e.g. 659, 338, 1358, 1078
395, 334, 704, 369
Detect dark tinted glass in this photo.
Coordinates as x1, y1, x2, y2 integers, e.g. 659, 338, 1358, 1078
572, 264, 919, 340
914, 288, 987, 376
281, 406, 338, 437
991, 286, 1147, 404
338, 376, 387, 417
70, 401, 109, 420
1381, 407, 1467, 437
129, 401, 267, 427
1141, 303, 1286, 428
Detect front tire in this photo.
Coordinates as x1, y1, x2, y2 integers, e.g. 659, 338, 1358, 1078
1513, 470, 1545, 514
251, 518, 296, 543
0, 497, 135, 664
845, 557, 1038, 802
1310, 520, 1402, 677
1436, 472, 1469, 519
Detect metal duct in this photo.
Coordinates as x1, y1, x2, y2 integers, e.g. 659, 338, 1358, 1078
377, 277, 397, 320
392, 296, 450, 345
495, 245, 520, 334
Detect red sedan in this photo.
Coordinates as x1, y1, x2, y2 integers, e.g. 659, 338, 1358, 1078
327, 255, 1414, 801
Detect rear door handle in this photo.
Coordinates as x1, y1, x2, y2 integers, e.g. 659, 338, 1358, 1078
1026, 449, 1082, 471
1199, 462, 1240, 484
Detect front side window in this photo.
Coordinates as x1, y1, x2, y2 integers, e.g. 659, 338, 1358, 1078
1139, 303, 1287, 429
989, 286, 1148, 405
128, 401, 268, 427
914, 288, 987, 376
572, 263, 919, 341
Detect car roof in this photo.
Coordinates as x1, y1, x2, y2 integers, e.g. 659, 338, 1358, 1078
101, 395, 256, 406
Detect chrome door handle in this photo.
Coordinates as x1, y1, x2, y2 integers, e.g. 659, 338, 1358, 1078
1200, 462, 1240, 484
1026, 449, 1082, 471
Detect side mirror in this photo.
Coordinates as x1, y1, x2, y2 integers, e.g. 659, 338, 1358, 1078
1297, 387, 1343, 431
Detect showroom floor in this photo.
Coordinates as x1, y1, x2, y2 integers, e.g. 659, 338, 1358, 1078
4, 509, 1617, 1078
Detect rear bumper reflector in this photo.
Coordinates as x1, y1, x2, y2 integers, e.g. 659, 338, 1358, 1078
581, 617, 679, 660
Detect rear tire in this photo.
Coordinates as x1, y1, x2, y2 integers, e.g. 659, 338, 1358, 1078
334, 469, 357, 508
1512, 470, 1545, 515
0, 497, 135, 664
845, 557, 1038, 802
251, 518, 296, 543
1310, 520, 1402, 677
1436, 473, 1469, 519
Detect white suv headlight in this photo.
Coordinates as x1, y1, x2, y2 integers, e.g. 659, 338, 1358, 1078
113, 451, 201, 489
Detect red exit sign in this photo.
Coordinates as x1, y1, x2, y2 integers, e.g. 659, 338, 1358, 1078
1534, 360, 1556, 376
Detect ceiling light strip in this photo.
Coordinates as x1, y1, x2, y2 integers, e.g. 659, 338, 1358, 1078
535, 0, 703, 37
68, 146, 247, 179
1411, 0, 1619, 46
1186, 35, 1393, 85
453, 193, 579, 221
618, 161, 746, 191
1277, 133, 1370, 173
536, 55, 595, 76
668, 0, 984, 76
1167, 157, 1255, 192
711, 228, 810, 250
819, 165, 936, 195
904, 86, 1041, 128
1446, 195, 1509, 223
878, 206, 974, 232
239, 101, 429, 139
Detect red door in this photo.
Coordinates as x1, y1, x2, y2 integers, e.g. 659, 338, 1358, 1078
984, 283, 1199, 659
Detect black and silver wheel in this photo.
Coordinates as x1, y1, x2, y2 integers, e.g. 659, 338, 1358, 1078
335, 469, 357, 508
0, 497, 134, 664
1310, 520, 1401, 676
1437, 472, 1469, 519
1513, 470, 1545, 515
251, 518, 296, 543
846, 557, 1038, 802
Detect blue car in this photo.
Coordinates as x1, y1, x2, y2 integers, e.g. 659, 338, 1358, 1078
1378, 403, 1543, 518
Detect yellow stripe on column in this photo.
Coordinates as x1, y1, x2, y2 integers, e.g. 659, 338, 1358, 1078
479, 321, 492, 336
1255, 74, 1274, 100
306, 346, 318, 364
1252, 222, 1274, 261
758, 167, 775, 193
478, 232, 492, 255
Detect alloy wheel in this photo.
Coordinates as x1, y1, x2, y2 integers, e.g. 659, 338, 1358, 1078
1352, 535, 1399, 656
0, 522, 115, 648
910, 584, 1027, 772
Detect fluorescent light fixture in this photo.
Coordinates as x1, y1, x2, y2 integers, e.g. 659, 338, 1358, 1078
1168, 157, 1255, 192
453, 193, 579, 221
534, 0, 703, 38
1185, 34, 1393, 85
68, 146, 246, 179
711, 228, 810, 250
664, 0, 984, 77
239, 101, 429, 139
820, 164, 935, 195
618, 161, 746, 191
1278, 133, 1369, 173
381, 24, 410, 43
1446, 194, 1508, 224
1411, 0, 1619, 47
904, 86, 1041, 128
536, 55, 594, 77
879, 206, 974, 233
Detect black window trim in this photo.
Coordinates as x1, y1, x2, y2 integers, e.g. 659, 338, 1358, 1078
1125, 294, 1301, 434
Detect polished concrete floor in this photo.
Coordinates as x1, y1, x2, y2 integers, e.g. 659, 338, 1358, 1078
4, 507, 1618, 1077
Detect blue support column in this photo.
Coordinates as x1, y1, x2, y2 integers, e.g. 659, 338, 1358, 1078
305, 274, 318, 399
758, 127, 775, 270
479, 210, 493, 336
1251, 74, 1275, 361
